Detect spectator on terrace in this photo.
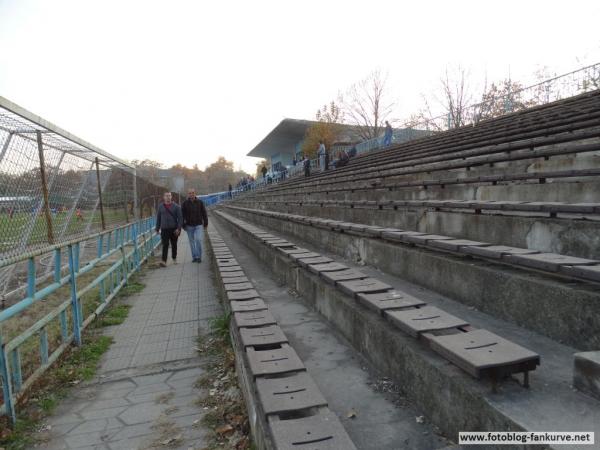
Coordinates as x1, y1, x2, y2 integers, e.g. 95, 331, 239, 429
292, 157, 297, 166
318, 141, 327, 172
76, 207, 83, 221
333, 148, 350, 169
182, 188, 208, 263
228, 183, 233, 198
303, 156, 311, 177
261, 164, 268, 180
155, 191, 183, 267
383, 121, 393, 147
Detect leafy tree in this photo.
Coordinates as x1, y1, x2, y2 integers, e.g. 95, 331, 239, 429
301, 101, 344, 158
477, 80, 536, 120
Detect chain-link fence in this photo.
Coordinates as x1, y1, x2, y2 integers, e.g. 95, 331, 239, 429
0, 96, 167, 304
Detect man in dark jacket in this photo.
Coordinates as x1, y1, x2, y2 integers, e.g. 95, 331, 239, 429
155, 192, 183, 267
181, 188, 208, 263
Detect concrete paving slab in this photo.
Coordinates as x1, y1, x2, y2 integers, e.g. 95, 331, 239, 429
43, 233, 220, 449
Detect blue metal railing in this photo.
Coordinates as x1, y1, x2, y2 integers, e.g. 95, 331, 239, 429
0, 217, 160, 424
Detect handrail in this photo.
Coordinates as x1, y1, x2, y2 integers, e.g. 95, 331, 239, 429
0, 216, 160, 424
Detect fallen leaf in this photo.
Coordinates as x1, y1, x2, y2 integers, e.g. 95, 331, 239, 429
216, 424, 234, 435
347, 409, 357, 419
161, 434, 182, 445
416, 415, 425, 424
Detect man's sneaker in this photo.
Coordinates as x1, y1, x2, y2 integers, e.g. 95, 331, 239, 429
192, 258, 199, 263
159, 261, 167, 267
173, 259, 178, 265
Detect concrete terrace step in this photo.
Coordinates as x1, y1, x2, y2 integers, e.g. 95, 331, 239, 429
206, 228, 357, 450
212, 208, 600, 448
224, 205, 600, 284
210, 222, 455, 449
221, 204, 600, 350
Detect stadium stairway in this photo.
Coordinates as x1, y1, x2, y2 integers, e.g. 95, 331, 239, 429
211, 209, 600, 449
214, 91, 600, 448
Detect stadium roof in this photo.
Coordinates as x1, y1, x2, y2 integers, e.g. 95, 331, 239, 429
247, 119, 317, 158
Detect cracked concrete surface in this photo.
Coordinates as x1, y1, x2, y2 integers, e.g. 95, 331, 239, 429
41, 234, 222, 450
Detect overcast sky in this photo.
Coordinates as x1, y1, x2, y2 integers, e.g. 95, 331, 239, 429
1, 0, 599, 174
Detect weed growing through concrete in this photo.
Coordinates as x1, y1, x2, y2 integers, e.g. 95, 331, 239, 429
195, 312, 251, 450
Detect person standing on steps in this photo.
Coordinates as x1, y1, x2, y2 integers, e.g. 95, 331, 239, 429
155, 191, 183, 267
303, 155, 311, 177
182, 188, 208, 263
383, 120, 393, 147
261, 163, 268, 181
318, 140, 327, 172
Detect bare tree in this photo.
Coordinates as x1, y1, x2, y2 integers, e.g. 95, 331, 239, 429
414, 66, 474, 130
340, 70, 395, 140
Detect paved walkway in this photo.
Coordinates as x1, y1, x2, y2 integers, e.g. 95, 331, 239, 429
43, 234, 222, 450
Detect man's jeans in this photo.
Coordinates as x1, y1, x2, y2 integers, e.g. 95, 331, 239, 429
186, 225, 203, 260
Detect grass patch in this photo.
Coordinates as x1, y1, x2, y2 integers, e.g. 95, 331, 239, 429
0, 273, 146, 449
0, 333, 113, 449
208, 312, 231, 343
100, 304, 131, 327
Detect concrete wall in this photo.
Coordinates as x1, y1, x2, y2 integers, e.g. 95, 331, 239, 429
223, 206, 600, 351
238, 201, 600, 259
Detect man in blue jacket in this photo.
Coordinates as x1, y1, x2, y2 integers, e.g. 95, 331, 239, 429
155, 192, 183, 267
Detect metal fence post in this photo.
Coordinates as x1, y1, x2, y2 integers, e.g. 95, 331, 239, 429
67, 245, 82, 346
36, 131, 55, 244
0, 333, 16, 424
95, 157, 106, 230
122, 170, 129, 223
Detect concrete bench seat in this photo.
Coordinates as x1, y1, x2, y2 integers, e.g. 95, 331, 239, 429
461, 245, 540, 259
269, 410, 357, 450
239, 324, 288, 348
230, 299, 268, 312
504, 252, 598, 272
220, 270, 246, 279
381, 230, 420, 242
364, 227, 401, 238
216, 259, 238, 267
321, 268, 368, 285
224, 282, 255, 291
357, 291, 426, 315
385, 306, 469, 338
246, 344, 305, 378
307, 262, 349, 274
297, 256, 333, 268
562, 264, 600, 282
221, 275, 249, 284
337, 279, 392, 297
227, 289, 261, 301
428, 329, 540, 388
288, 252, 322, 261
277, 247, 311, 255
401, 233, 454, 245
234, 310, 277, 328
429, 239, 490, 252
256, 371, 328, 415
219, 265, 243, 272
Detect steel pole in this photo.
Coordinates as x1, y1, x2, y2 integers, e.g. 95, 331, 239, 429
36, 131, 54, 244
